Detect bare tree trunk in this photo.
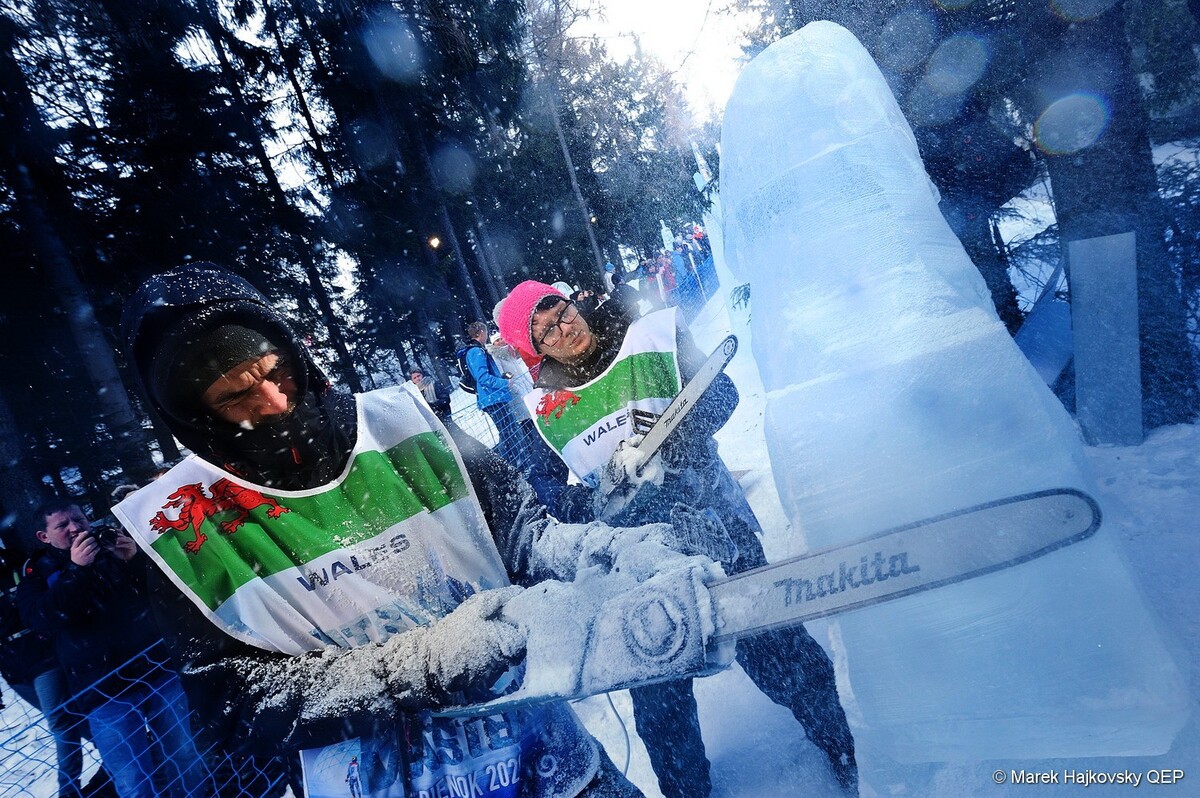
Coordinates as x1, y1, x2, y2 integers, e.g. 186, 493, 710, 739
472, 208, 510, 293
265, 0, 339, 186
416, 305, 451, 385
0, 20, 158, 480
15, 189, 153, 476
411, 135, 486, 321
439, 202, 487, 321
549, 100, 605, 276
0, 382, 44, 524
1027, 5, 1197, 427
466, 227, 502, 308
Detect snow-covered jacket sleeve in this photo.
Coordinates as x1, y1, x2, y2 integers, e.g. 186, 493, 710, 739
523, 451, 597, 524
148, 561, 503, 756
445, 423, 608, 583
146, 565, 414, 755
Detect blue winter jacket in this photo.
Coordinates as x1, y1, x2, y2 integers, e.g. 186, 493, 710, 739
463, 343, 512, 410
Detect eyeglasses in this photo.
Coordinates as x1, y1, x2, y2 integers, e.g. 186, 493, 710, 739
535, 301, 579, 349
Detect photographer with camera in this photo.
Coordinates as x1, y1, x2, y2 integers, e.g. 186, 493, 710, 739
18, 499, 208, 798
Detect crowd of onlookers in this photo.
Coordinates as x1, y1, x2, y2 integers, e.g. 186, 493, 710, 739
621, 225, 713, 313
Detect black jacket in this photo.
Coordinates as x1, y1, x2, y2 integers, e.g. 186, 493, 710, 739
120, 265, 580, 758
122, 263, 354, 491
17, 546, 169, 711
0, 547, 56, 687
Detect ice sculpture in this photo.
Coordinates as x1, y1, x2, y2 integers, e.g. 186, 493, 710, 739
719, 21, 1186, 761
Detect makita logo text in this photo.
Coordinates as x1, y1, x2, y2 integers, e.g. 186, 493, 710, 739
775, 551, 920, 606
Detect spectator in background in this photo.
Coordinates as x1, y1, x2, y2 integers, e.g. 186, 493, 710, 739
659, 250, 678, 307
409, 368, 451, 421
1, 530, 89, 798
602, 262, 622, 294
570, 288, 600, 316
642, 257, 663, 310
18, 500, 208, 798
458, 321, 532, 473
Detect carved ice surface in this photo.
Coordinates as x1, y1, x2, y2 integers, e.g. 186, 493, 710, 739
719, 21, 1186, 762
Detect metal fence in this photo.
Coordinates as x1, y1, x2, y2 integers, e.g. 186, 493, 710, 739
1, 646, 294, 798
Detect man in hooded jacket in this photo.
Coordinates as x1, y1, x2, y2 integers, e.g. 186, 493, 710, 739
114, 263, 730, 798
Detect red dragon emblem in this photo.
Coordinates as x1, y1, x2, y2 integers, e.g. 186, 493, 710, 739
148, 479, 289, 555
535, 389, 582, 426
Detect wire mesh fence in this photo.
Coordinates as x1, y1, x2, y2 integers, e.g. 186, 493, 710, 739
1, 646, 294, 798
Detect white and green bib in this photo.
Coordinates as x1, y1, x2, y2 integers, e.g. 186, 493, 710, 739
525, 308, 682, 486
113, 385, 509, 656
115, 385, 600, 798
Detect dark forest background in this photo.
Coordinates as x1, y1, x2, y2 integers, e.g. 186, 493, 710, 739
0, 0, 1197, 530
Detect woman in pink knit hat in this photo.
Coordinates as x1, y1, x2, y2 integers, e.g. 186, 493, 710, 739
495, 279, 858, 798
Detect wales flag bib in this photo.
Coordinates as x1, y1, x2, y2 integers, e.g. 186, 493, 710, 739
113, 385, 509, 656
525, 308, 682, 486
114, 385, 599, 798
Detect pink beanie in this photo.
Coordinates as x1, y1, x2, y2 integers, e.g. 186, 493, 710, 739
497, 280, 567, 357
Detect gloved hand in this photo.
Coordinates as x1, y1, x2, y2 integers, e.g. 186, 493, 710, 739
667, 504, 738, 568
594, 436, 665, 522
419, 586, 526, 703
451, 556, 731, 713
576, 503, 737, 576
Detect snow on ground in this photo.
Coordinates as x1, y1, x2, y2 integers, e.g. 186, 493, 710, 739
0, 694, 102, 798
576, 290, 1199, 797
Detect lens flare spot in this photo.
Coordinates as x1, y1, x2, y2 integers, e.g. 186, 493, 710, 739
1033, 93, 1110, 154
349, 121, 391, 169
926, 34, 989, 97
907, 78, 965, 127
363, 11, 424, 83
430, 144, 477, 194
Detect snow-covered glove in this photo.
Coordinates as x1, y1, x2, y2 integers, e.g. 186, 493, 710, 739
574, 503, 736, 578
667, 504, 739, 569
447, 558, 730, 713
594, 435, 665, 522
581, 561, 731, 694
408, 586, 526, 704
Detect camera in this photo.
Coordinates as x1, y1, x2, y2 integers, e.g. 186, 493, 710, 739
90, 521, 119, 546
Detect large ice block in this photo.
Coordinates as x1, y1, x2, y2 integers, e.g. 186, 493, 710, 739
719, 21, 1186, 761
